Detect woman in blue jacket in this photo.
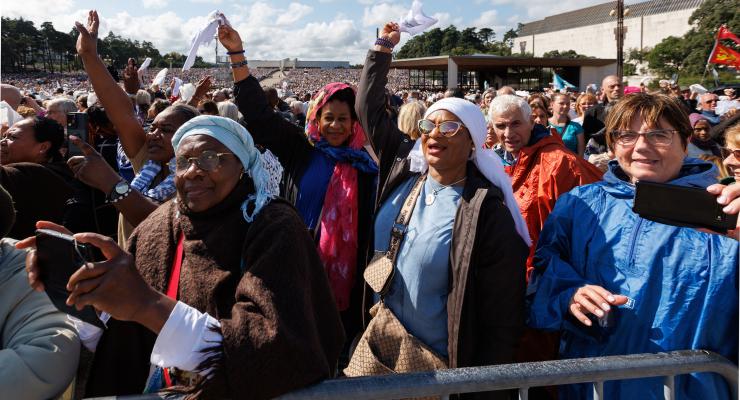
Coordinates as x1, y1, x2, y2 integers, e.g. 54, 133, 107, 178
528, 93, 738, 399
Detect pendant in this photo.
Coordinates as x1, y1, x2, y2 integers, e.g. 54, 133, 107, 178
425, 193, 436, 206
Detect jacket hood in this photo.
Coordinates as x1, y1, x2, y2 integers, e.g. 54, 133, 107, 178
602, 157, 717, 197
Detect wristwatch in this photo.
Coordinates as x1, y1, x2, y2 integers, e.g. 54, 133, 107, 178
107, 179, 132, 203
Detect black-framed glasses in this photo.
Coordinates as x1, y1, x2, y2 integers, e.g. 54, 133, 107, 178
611, 129, 677, 147
175, 150, 235, 172
417, 119, 466, 137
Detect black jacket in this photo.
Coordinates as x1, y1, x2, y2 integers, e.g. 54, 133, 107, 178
233, 75, 376, 341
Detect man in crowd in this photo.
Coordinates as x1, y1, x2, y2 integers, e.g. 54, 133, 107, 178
698, 92, 722, 126
582, 75, 623, 140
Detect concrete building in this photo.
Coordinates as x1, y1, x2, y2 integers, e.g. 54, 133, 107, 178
513, 0, 703, 59
391, 54, 616, 91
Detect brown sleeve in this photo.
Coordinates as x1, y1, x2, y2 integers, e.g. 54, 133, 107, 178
194, 202, 345, 400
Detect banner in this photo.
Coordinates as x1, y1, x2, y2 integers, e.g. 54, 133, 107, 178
708, 43, 740, 68
552, 72, 576, 90
717, 25, 740, 45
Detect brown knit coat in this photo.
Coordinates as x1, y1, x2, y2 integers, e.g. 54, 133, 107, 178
85, 180, 345, 399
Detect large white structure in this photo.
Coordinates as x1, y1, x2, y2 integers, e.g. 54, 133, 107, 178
513, 0, 703, 59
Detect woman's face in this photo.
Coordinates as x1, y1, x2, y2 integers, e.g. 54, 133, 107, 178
46, 105, 68, 127
483, 92, 494, 107
422, 109, 473, 176
579, 99, 596, 115
531, 108, 549, 126
724, 140, 740, 180
0, 119, 48, 165
692, 120, 711, 141
146, 109, 184, 162
552, 97, 570, 118
613, 114, 686, 184
174, 134, 243, 212
318, 99, 353, 147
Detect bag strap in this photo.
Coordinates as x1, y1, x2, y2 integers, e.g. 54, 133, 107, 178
165, 231, 185, 300
387, 174, 426, 263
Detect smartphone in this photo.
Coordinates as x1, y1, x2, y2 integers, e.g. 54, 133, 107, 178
66, 112, 89, 157
633, 181, 737, 232
35, 229, 104, 328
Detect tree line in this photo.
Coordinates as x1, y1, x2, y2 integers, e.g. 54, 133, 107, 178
1, 17, 213, 73
395, 25, 520, 59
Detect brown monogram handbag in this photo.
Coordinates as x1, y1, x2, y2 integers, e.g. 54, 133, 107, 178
345, 174, 448, 381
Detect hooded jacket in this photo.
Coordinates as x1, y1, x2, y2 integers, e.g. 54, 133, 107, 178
528, 158, 738, 399
0, 239, 80, 399
504, 132, 603, 280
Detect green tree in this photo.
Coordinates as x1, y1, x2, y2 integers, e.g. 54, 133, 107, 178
645, 36, 689, 76
478, 28, 494, 44
542, 49, 590, 58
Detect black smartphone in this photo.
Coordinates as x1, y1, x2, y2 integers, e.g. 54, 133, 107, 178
66, 112, 89, 157
35, 229, 105, 328
633, 181, 737, 232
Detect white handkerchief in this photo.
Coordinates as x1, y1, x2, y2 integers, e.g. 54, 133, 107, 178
138, 57, 152, 73
173, 77, 183, 97
183, 10, 232, 71
399, 0, 438, 36
152, 68, 168, 87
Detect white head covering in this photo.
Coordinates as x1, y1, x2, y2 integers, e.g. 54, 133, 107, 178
407, 97, 532, 246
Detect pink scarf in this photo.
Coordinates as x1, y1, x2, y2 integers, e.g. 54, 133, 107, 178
305, 83, 369, 311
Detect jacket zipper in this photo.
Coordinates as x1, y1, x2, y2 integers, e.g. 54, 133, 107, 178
627, 217, 644, 267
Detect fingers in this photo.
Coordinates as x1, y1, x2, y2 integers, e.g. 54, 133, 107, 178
707, 183, 724, 195
569, 302, 591, 326
91, 10, 99, 35
67, 156, 84, 174
67, 262, 107, 291
25, 249, 45, 292
15, 235, 37, 250
716, 183, 740, 214
573, 288, 606, 317
74, 232, 124, 260
74, 21, 89, 36
67, 274, 104, 307
36, 220, 73, 235
569, 285, 625, 326
611, 295, 630, 306
69, 135, 97, 156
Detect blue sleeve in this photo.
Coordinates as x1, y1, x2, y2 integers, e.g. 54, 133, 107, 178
526, 191, 590, 332
572, 121, 584, 135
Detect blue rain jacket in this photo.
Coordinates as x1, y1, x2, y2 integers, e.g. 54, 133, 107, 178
528, 158, 738, 400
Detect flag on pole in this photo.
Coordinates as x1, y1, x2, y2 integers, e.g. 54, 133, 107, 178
708, 44, 740, 68
718, 25, 740, 45
552, 72, 576, 90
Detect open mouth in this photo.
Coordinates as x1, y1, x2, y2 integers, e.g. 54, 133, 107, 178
426, 142, 446, 156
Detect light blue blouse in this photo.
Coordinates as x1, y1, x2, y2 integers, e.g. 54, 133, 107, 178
373, 174, 463, 357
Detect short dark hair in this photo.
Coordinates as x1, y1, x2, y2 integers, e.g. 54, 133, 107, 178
198, 100, 219, 115
30, 116, 65, 162
164, 103, 200, 126
86, 105, 112, 128
316, 87, 358, 121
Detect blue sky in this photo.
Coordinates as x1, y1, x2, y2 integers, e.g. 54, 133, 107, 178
5, 0, 607, 63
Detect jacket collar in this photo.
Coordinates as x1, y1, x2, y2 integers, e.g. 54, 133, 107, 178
602, 157, 718, 197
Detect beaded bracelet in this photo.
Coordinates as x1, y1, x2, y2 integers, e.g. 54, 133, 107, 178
227, 49, 245, 55
230, 59, 249, 68
375, 37, 395, 50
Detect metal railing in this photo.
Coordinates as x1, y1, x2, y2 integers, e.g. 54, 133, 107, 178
86, 350, 737, 400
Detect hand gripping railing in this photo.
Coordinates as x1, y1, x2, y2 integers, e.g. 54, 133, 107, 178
85, 350, 737, 400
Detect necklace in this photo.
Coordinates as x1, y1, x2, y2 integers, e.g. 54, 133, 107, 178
425, 176, 466, 206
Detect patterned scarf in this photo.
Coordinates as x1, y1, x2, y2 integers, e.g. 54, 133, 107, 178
305, 82, 378, 311
130, 158, 177, 203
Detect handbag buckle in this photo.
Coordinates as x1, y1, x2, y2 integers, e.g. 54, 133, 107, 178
391, 222, 407, 239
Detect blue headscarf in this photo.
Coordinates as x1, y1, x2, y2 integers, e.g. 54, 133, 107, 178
171, 115, 283, 222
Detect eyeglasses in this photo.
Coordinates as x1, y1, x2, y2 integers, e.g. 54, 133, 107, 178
417, 119, 466, 137
724, 148, 740, 159
175, 150, 235, 172
704, 99, 718, 104
611, 129, 677, 147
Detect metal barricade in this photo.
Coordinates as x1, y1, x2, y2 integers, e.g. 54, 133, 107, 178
86, 350, 738, 400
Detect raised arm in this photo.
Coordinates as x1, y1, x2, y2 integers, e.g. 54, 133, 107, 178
75, 11, 146, 159
356, 23, 406, 180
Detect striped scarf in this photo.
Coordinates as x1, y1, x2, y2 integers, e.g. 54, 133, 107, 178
130, 158, 177, 203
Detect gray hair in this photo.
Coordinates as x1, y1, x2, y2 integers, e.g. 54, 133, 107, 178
217, 101, 240, 122
135, 90, 151, 106
46, 98, 78, 114
489, 94, 532, 122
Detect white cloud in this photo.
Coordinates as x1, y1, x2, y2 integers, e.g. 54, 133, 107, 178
3, 0, 75, 19
472, 10, 499, 28
275, 3, 314, 26
142, 0, 169, 9
362, 3, 407, 28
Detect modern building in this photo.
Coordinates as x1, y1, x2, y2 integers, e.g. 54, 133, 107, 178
390, 54, 616, 92
513, 0, 703, 59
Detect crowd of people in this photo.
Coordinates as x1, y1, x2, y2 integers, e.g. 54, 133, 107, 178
1, 10, 739, 400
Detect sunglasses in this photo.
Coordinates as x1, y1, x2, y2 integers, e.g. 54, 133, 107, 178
724, 148, 740, 159
175, 150, 235, 172
417, 119, 466, 137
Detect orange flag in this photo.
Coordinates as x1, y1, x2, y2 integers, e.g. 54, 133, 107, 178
718, 25, 740, 45
709, 43, 740, 68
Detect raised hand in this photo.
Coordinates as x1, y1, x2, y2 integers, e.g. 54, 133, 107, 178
75, 10, 100, 56
193, 75, 213, 100
380, 22, 401, 47
66, 135, 121, 193
217, 24, 244, 53
122, 58, 140, 95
